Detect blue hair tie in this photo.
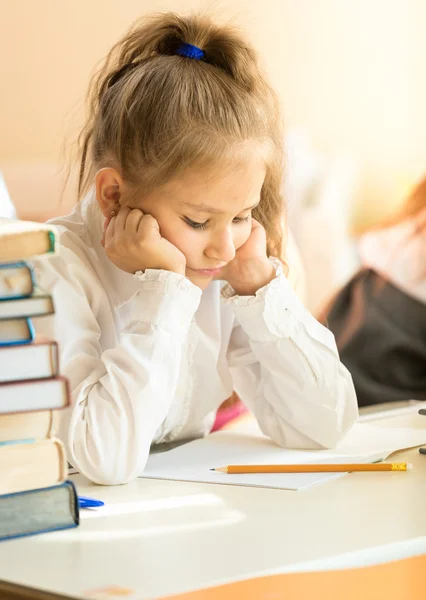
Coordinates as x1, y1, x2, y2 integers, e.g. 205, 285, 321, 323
175, 42, 204, 60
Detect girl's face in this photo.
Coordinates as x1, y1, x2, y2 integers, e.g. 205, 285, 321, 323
135, 158, 266, 289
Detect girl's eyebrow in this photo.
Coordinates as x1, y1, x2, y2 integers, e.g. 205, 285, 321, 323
181, 201, 259, 214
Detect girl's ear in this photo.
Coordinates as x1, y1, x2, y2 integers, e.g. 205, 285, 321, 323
95, 168, 124, 217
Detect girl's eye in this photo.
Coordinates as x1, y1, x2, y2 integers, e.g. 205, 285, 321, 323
184, 217, 209, 230
233, 215, 251, 224
183, 214, 250, 230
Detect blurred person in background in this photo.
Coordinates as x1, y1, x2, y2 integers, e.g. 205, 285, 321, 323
321, 176, 426, 406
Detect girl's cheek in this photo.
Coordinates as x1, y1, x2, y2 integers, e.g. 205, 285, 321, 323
234, 225, 252, 250
160, 222, 196, 256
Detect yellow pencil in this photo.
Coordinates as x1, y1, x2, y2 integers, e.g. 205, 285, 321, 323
211, 462, 411, 474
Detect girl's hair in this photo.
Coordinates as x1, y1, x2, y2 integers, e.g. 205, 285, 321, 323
77, 12, 285, 259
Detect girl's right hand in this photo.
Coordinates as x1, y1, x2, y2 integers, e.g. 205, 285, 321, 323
101, 207, 186, 275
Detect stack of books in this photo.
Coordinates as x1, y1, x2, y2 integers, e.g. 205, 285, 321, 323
0, 218, 79, 541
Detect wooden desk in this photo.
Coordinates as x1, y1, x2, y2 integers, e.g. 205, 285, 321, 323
1, 411, 426, 600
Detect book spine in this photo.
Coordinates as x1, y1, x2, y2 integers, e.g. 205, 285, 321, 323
0, 261, 34, 300
47, 230, 56, 253
0, 377, 70, 416
0, 438, 36, 446
0, 317, 35, 347
0, 295, 54, 321
0, 518, 78, 542
0, 410, 55, 439
0, 261, 27, 270
27, 317, 35, 341
0, 480, 79, 541
53, 437, 68, 482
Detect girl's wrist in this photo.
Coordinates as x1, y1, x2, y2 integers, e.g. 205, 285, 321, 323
169, 263, 186, 276
230, 260, 276, 296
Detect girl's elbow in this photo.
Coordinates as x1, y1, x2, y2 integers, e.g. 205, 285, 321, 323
78, 458, 142, 486
88, 470, 138, 486
71, 438, 148, 486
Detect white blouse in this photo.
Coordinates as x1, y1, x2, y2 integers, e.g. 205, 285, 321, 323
33, 191, 358, 485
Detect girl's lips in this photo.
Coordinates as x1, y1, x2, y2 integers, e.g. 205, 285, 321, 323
189, 267, 224, 277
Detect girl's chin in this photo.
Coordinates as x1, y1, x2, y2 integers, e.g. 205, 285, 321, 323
185, 270, 214, 290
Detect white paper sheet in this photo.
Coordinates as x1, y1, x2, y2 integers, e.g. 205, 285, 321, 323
142, 420, 426, 491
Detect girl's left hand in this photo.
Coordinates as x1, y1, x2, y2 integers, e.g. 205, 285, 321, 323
219, 219, 276, 296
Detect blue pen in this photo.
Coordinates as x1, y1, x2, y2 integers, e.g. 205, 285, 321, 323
78, 495, 105, 509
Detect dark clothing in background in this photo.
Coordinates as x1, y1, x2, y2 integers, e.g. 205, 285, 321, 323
321, 269, 426, 407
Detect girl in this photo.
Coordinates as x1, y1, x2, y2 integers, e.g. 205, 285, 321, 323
34, 13, 358, 485
321, 176, 426, 406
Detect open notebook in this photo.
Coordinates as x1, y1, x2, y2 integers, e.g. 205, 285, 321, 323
143, 414, 426, 491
